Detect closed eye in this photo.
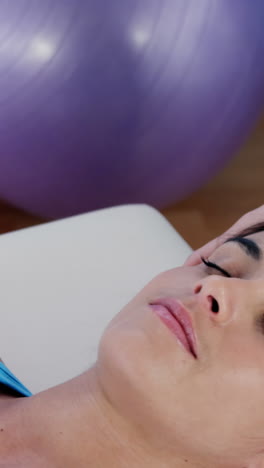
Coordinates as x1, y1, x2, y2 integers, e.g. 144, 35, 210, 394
201, 256, 232, 278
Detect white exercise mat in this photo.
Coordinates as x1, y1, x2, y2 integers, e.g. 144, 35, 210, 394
0, 204, 192, 394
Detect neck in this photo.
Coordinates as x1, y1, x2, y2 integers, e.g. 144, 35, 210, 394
0, 365, 204, 468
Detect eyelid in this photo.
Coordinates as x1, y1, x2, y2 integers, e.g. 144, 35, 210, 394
200, 256, 232, 278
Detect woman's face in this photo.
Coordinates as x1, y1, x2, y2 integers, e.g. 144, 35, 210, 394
97, 231, 264, 467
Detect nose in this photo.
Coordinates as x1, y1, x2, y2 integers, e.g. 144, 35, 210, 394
193, 276, 234, 325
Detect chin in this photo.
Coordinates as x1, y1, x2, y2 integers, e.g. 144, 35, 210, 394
97, 305, 187, 420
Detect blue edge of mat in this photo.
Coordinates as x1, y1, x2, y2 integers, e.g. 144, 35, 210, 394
0, 362, 33, 397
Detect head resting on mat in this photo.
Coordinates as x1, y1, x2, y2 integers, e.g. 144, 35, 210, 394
2, 221, 264, 468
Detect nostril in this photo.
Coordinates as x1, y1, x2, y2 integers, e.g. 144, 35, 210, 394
194, 284, 202, 294
208, 295, 219, 313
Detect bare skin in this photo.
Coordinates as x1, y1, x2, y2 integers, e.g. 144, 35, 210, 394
2, 212, 264, 466
184, 204, 264, 267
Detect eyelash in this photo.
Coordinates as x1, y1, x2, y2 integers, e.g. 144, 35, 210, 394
200, 256, 232, 278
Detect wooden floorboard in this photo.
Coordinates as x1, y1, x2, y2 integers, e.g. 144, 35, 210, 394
161, 115, 264, 249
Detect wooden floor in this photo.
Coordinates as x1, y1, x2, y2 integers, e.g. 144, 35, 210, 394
162, 114, 264, 249
0, 114, 264, 250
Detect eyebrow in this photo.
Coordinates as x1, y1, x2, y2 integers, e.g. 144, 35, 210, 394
224, 236, 262, 261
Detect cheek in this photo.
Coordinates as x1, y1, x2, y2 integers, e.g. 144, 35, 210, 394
221, 328, 264, 378
97, 311, 264, 457
209, 335, 264, 426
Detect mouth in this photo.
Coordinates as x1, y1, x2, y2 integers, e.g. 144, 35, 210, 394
149, 297, 198, 359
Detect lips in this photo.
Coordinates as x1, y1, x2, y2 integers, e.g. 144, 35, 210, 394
149, 297, 197, 358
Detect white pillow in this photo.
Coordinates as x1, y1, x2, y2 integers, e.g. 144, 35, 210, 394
0, 204, 192, 394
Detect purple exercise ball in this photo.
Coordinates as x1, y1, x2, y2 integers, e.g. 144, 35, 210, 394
0, 1, 264, 219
